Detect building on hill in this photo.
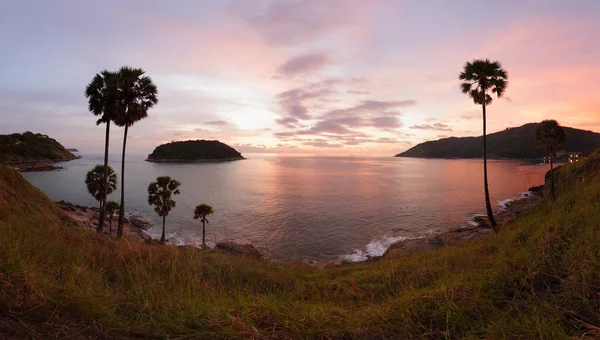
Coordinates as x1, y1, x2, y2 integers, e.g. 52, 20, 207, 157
568, 152, 583, 163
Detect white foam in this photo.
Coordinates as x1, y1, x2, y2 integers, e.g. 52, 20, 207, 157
340, 235, 411, 262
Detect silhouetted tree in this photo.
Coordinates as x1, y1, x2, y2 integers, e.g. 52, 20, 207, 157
194, 204, 214, 248
460, 59, 508, 232
147, 176, 181, 244
105, 200, 120, 236
114, 66, 158, 237
85, 165, 117, 222
535, 120, 566, 200
85, 70, 121, 233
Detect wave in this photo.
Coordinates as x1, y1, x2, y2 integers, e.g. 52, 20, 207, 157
340, 235, 415, 262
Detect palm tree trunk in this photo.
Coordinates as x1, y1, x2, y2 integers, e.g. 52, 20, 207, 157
550, 156, 555, 200
109, 218, 112, 236
202, 219, 206, 248
97, 121, 110, 233
161, 215, 166, 243
117, 125, 128, 238
482, 100, 497, 231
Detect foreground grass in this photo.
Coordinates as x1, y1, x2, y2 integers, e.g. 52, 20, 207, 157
1, 156, 599, 339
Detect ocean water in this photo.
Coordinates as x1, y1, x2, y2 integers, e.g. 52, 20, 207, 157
22, 153, 548, 263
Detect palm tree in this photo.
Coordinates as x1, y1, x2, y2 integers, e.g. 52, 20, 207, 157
85, 165, 117, 226
460, 59, 508, 232
105, 201, 120, 236
114, 66, 159, 237
193, 204, 214, 249
535, 120, 566, 200
85, 70, 121, 233
147, 176, 181, 244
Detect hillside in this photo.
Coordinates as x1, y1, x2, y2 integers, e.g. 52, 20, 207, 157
0, 131, 77, 163
146, 140, 244, 162
396, 123, 600, 159
1, 156, 599, 338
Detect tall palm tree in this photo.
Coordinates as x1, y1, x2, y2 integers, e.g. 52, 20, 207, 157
85, 165, 118, 222
148, 176, 181, 244
193, 204, 214, 249
459, 59, 508, 232
114, 66, 159, 237
85, 70, 121, 233
535, 120, 566, 200
105, 201, 120, 236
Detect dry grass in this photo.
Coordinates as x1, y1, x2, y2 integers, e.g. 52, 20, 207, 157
1, 154, 599, 339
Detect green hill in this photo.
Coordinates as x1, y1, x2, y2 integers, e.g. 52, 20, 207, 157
396, 123, 600, 159
146, 140, 244, 162
0, 131, 77, 163
1, 153, 600, 338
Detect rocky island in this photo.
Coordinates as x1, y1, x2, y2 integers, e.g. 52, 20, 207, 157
0, 131, 80, 171
146, 139, 245, 163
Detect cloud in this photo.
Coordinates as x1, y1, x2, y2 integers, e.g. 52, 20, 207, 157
409, 123, 453, 131
205, 120, 228, 126
347, 90, 369, 95
277, 52, 330, 76
276, 85, 337, 120
275, 117, 300, 128
326, 100, 416, 118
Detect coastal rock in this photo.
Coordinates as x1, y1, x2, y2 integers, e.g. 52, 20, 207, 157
127, 212, 153, 230
146, 140, 245, 163
215, 242, 263, 259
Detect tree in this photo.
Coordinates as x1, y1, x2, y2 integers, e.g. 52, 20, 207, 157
105, 201, 120, 236
460, 59, 508, 232
114, 66, 159, 237
147, 176, 181, 244
535, 120, 566, 200
85, 165, 117, 226
85, 70, 121, 233
193, 204, 214, 249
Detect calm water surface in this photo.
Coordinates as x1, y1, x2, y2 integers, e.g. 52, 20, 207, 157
23, 153, 548, 262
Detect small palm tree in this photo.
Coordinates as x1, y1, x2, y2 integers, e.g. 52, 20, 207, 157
85, 70, 121, 233
115, 66, 159, 238
105, 201, 120, 236
460, 59, 508, 232
85, 165, 117, 224
535, 120, 566, 200
194, 204, 214, 249
147, 176, 181, 244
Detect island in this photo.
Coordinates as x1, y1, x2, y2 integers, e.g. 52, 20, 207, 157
146, 140, 245, 163
396, 122, 600, 159
0, 131, 79, 171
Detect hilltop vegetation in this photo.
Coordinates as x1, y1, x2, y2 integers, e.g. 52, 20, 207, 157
0, 131, 76, 163
146, 140, 244, 162
397, 122, 600, 159
1, 149, 599, 338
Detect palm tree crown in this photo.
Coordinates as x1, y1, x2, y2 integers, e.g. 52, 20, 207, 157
85, 165, 117, 202
459, 59, 508, 105
85, 70, 122, 125
194, 204, 214, 220
147, 176, 181, 217
113, 66, 158, 128
535, 120, 566, 157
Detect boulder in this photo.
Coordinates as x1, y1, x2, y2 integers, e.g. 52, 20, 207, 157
216, 242, 263, 259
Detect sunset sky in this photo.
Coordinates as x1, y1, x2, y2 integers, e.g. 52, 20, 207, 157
1, 0, 599, 156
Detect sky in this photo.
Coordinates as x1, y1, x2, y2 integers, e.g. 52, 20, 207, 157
1, 0, 599, 156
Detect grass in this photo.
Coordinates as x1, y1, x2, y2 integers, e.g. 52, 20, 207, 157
1, 152, 600, 339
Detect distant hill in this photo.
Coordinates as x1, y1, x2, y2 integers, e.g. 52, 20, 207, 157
396, 123, 600, 159
146, 140, 245, 163
0, 131, 77, 163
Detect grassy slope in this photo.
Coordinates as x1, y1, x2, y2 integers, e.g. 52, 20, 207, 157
0, 131, 76, 163
396, 123, 600, 159
1, 154, 599, 338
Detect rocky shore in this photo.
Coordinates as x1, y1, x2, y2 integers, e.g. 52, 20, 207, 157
3, 155, 81, 172
379, 187, 544, 260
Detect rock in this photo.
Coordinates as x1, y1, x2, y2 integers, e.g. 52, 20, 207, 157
127, 212, 153, 230
528, 185, 544, 195
216, 242, 263, 259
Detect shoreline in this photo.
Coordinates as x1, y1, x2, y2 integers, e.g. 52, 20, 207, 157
2, 155, 81, 172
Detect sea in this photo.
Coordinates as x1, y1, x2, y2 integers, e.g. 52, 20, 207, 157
22, 153, 548, 263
